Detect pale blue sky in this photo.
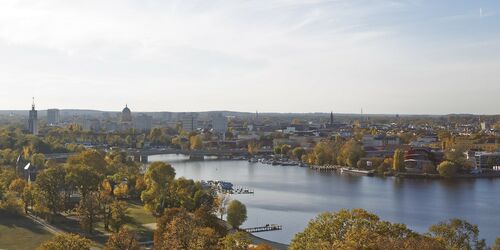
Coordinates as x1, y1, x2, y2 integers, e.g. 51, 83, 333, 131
0, 0, 499, 114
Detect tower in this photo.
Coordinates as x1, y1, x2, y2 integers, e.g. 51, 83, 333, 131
330, 111, 334, 125
28, 98, 38, 135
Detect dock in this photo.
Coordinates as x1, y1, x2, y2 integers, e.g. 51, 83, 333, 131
310, 165, 341, 171
244, 224, 283, 233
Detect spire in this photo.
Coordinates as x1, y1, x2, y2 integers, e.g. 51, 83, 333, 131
330, 111, 334, 125
32, 97, 35, 110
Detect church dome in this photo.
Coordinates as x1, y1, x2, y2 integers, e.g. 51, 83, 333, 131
122, 105, 132, 122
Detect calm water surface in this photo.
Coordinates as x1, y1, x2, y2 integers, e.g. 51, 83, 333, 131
149, 155, 500, 245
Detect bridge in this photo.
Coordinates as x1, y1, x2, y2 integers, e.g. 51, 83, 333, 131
46, 148, 273, 162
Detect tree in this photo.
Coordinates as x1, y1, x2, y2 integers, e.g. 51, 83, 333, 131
247, 141, 261, 156
392, 149, 405, 172
35, 166, 67, 216
141, 162, 176, 216
281, 144, 292, 156
338, 140, 364, 167
492, 238, 500, 250
219, 231, 252, 250
66, 164, 101, 200
78, 192, 101, 234
155, 210, 218, 250
104, 227, 140, 250
428, 218, 487, 250
292, 147, 305, 161
113, 183, 129, 199
227, 200, 247, 229
109, 201, 128, 232
37, 233, 92, 250
189, 135, 203, 150
289, 209, 438, 250
99, 179, 114, 231
215, 193, 231, 220
273, 146, 282, 155
437, 161, 457, 178
22, 183, 35, 213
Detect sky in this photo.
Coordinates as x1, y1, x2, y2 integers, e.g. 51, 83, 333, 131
0, 0, 499, 114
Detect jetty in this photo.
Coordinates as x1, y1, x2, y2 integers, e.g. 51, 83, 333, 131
310, 165, 341, 171
244, 224, 283, 233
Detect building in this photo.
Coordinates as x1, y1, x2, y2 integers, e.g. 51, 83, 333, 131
47, 109, 60, 125
134, 114, 153, 132
28, 100, 38, 135
474, 151, 500, 169
122, 105, 132, 122
212, 113, 228, 139
362, 135, 400, 148
181, 113, 198, 132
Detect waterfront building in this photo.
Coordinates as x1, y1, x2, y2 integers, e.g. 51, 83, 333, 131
28, 100, 38, 135
47, 109, 60, 125
474, 151, 500, 169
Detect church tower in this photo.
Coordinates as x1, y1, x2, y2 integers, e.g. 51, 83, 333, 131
28, 98, 38, 135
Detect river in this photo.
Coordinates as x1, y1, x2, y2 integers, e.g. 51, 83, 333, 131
149, 155, 500, 245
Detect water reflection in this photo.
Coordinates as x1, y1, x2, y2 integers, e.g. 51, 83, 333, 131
148, 155, 500, 245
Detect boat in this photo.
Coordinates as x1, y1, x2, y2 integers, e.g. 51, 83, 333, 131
340, 167, 374, 176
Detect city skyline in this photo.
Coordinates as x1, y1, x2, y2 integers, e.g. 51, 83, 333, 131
0, 0, 499, 114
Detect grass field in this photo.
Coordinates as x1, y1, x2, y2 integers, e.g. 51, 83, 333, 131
0, 213, 53, 250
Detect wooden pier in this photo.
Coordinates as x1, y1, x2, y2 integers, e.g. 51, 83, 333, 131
244, 224, 283, 233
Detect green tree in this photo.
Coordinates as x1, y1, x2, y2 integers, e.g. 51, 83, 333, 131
37, 233, 92, 250
437, 161, 457, 178
104, 227, 140, 250
392, 149, 405, 172
219, 231, 252, 250
428, 218, 487, 250
292, 147, 306, 161
141, 162, 176, 216
227, 200, 247, 229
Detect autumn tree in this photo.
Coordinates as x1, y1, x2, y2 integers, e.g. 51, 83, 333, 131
190, 135, 203, 150
109, 201, 128, 232
247, 141, 261, 156
66, 164, 101, 200
227, 200, 247, 229
37, 233, 92, 250
104, 227, 140, 250
392, 149, 406, 172
437, 161, 457, 178
219, 231, 252, 250
34, 166, 67, 216
290, 209, 439, 250
141, 162, 176, 216
78, 192, 101, 234
428, 218, 487, 250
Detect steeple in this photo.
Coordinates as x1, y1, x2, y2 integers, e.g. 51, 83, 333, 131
32, 97, 35, 110
330, 111, 334, 125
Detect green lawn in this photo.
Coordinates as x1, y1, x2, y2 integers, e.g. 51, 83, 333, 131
127, 202, 156, 225
0, 213, 53, 250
